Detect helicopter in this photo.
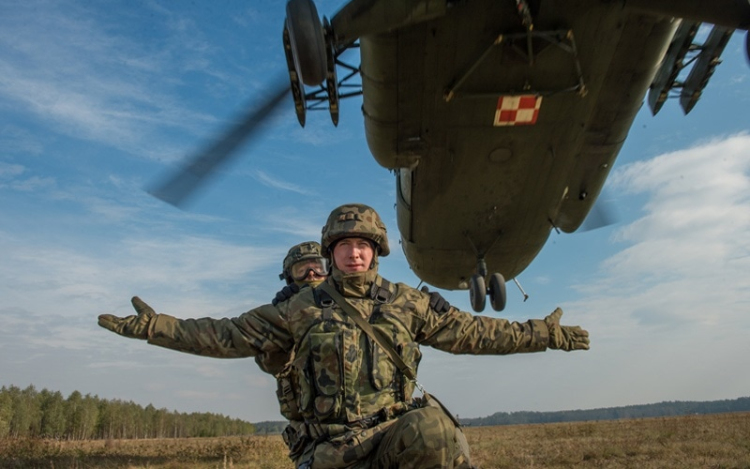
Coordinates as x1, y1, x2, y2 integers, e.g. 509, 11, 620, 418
149, 0, 750, 312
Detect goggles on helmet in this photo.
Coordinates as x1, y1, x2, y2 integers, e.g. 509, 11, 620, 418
290, 257, 330, 281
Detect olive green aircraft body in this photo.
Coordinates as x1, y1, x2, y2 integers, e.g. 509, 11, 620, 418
328, 0, 749, 298
150, 0, 750, 311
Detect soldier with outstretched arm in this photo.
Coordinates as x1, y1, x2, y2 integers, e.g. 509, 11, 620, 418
99, 203, 589, 469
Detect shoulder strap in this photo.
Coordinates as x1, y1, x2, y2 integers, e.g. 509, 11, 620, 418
370, 277, 396, 304
318, 282, 417, 382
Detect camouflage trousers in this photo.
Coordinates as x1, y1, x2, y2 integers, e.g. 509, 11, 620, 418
296, 406, 472, 469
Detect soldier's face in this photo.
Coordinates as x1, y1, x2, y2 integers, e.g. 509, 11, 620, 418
333, 237, 374, 274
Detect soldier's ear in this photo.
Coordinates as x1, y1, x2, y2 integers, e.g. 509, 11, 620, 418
369, 251, 378, 270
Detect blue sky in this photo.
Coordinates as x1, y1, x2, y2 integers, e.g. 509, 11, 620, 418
1, 0, 749, 423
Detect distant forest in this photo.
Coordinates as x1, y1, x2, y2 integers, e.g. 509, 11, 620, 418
4, 383, 749, 439
0, 385, 255, 440
459, 397, 750, 427
254, 396, 750, 434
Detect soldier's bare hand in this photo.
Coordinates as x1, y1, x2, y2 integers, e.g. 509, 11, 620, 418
97, 296, 155, 340
544, 308, 589, 351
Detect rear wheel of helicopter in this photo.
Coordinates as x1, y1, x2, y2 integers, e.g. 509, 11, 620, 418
488, 273, 507, 312
285, 0, 327, 86
469, 274, 486, 312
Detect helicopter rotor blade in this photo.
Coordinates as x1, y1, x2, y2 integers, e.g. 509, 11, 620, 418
147, 82, 290, 208
580, 196, 620, 232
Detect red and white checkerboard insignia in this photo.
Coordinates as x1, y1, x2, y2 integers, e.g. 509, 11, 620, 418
494, 95, 542, 126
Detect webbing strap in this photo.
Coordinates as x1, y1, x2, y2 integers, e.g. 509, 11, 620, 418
318, 282, 417, 382
371, 278, 392, 303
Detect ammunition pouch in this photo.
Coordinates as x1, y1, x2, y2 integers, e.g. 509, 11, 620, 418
282, 421, 310, 460
276, 361, 302, 421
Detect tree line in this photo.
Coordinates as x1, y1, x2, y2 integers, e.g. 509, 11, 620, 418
0, 385, 255, 440
251, 396, 750, 435
460, 396, 750, 427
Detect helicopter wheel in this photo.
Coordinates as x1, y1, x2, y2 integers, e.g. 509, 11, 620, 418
283, 27, 307, 127
488, 273, 507, 312
285, 0, 327, 87
469, 274, 486, 312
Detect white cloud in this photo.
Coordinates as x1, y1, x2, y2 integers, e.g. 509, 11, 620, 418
570, 133, 750, 333
0, 2, 230, 160
0, 229, 286, 319
8, 175, 56, 191
193, 364, 227, 379
0, 125, 45, 156
230, 7, 263, 28
0, 162, 24, 177
254, 170, 310, 195
261, 206, 328, 239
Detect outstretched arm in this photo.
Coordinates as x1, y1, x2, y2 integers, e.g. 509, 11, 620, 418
98, 296, 293, 359
414, 287, 589, 354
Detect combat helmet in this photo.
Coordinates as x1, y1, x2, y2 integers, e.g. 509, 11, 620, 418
321, 204, 390, 256
279, 241, 329, 284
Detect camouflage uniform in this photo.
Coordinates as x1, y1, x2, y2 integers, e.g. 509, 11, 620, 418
99, 204, 589, 469
261, 241, 328, 376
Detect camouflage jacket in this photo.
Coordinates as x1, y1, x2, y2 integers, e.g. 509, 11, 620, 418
146, 272, 551, 425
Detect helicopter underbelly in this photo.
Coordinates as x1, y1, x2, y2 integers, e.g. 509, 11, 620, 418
359, 0, 677, 289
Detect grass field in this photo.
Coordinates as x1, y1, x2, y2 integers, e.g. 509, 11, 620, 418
2, 412, 749, 468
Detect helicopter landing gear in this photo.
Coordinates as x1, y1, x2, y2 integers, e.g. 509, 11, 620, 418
322, 17, 339, 126
469, 274, 486, 312
488, 272, 507, 312
283, 27, 307, 127
285, 0, 327, 87
467, 259, 507, 313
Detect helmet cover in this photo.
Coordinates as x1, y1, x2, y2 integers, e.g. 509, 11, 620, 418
321, 204, 390, 256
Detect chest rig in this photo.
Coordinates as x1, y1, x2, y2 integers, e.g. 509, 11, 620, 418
276, 276, 423, 427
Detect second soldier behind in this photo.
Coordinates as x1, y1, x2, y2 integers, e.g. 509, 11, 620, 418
262, 241, 330, 375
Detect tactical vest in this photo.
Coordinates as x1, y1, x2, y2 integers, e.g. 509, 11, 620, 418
275, 276, 422, 425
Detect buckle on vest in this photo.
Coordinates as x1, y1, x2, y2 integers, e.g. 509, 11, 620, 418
372, 287, 389, 304
353, 413, 383, 430
314, 288, 333, 307
370, 279, 392, 304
